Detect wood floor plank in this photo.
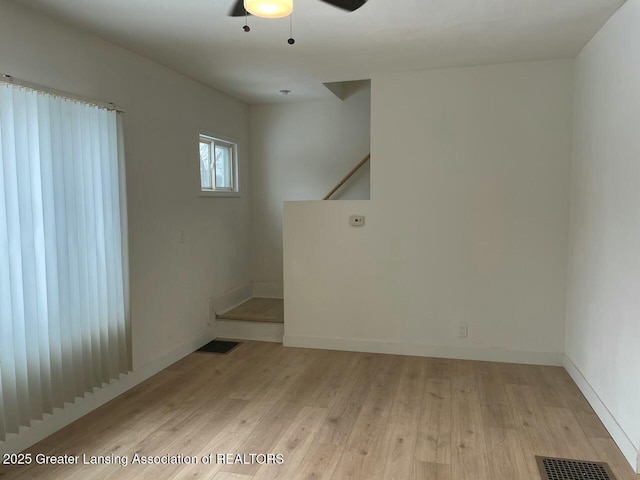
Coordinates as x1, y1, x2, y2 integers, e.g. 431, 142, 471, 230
279, 349, 337, 406
129, 398, 251, 479
170, 429, 247, 479
415, 379, 451, 465
289, 442, 342, 480
315, 353, 383, 445
480, 402, 515, 429
222, 349, 336, 476
542, 406, 598, 460
524, 365, 568, 409
173, 348, 319, 480
332, 355, 405, 479
36, 369, 184, 451
505, 383, 558, 478
252, 406, 327, 480
450, 397, 490, 479
412, 460, 451, 480
345, 355, 404, 455
484, 427, 530, 480
221, 348, 316, 437
226, 344, 291, 401
493, 362, 529, 386
547, 367, 595, 414
424, 358, 452, 380
306, 351, 357, 409
3, 341, 637, 480
476, 362, 509, 405
574, 412, 611, 439
588, 436, 640, 480
330, 449, 367, 480
221, 403, 303, 474
373, 357, 427, 480
212, 473, 253, 480
450, 360, 478, 400
131, 343, 277, 433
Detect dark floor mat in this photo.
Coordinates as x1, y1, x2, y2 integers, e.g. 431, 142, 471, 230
197, 339, 241, 354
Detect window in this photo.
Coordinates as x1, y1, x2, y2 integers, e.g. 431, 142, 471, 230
199, 134, 238, 195
0, 81, 130, 441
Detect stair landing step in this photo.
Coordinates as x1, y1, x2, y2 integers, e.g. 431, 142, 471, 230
217, 297, 284, 324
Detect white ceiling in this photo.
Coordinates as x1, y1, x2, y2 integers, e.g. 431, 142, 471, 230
14, 0, 623, 103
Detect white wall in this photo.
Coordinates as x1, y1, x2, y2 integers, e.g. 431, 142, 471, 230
0, 0, 250, 451
565, 0, 640, 471
250, 81, 370, 297
284, 60, 573, 365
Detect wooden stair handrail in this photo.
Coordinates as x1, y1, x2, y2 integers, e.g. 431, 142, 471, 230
323, 154, 371, 200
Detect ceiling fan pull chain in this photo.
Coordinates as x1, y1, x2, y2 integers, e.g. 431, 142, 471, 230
243, 7, 251, 32
288, 12, 295, 44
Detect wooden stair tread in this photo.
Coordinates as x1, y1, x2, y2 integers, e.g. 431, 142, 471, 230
217, 297, 284, 323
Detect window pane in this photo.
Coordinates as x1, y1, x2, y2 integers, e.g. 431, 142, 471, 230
0, 83, 130, 439
199, 141, 212, 189
214, 145, 232, 189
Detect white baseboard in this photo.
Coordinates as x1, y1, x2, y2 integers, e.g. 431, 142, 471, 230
218, 319, 283, 343
283, 334, 564, 366
252, 282, 283, 299
0, 332, 213, 455
209, 284, 253, 322
563, 355, 640, 474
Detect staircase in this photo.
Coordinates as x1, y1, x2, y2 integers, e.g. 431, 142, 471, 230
215, 154, 370, 344
215, 298, 284, 343
323, 153, 370, 200
217, 297, 284, 323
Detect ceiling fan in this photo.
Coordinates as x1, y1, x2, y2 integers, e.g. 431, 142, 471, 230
228, 0, 368, 18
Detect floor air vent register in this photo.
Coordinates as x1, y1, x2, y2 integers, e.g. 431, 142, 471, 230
536, 456, 616, 480
197, 340, 241, 354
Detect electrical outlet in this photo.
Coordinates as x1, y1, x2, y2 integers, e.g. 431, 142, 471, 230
457, 322, 468, 338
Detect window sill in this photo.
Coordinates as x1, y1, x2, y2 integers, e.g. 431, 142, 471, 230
199, 190, 241, 198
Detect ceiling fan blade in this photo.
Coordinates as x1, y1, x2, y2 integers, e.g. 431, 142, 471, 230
228, 0, 249, 17
318, 0, 368, 12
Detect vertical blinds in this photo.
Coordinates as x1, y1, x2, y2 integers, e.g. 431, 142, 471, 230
0, 82, 130, 441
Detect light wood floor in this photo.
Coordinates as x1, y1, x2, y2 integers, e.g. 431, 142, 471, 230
1, 342, 637, 479
218, 298, 284, 323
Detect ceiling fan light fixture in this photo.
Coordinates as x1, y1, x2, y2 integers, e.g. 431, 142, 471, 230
244, 0, 293, 18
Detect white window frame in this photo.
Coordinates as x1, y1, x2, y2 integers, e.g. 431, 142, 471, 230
198, 132, 240, 197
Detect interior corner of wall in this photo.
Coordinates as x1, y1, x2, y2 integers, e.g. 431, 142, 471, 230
252, 281, 283, 299
210, 284, 253, 317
